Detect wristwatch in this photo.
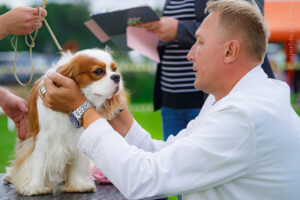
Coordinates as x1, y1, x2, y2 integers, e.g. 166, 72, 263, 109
69, 101, 95, 128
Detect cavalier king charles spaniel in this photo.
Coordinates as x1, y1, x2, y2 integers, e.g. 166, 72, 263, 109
4, 49, 126, 195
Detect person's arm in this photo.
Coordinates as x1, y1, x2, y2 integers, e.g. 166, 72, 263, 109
42, 72, 170, 151
0, 87, 28, 139
142, 17, 201, 48
0, 7, 47, 40
177, 20, 202, 48
78, 106, 254, 199
42, 72, 254, 199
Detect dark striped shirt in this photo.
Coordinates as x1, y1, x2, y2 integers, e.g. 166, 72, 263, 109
161, 0, 199, 94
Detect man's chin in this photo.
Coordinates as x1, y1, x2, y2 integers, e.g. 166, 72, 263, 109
194, 82, 201, 90
194, 82, 208, 93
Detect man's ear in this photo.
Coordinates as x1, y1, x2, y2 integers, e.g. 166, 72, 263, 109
223, 40, 240, 64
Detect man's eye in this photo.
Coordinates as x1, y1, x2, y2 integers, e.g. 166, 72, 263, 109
93, 68, 104, 75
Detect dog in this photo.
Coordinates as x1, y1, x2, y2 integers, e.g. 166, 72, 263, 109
3, 48, 127, 195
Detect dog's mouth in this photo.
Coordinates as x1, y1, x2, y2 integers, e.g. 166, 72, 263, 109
93, 86, 120, 97
93, 93, 102, 97
113, 86, 119, 95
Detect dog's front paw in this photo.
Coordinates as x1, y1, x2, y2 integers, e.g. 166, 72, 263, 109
3, 174, 12, 184
17, 185, 53, 196
61, 180, 96, 193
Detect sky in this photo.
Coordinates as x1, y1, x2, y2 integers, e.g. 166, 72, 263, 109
0, 0, 165, 13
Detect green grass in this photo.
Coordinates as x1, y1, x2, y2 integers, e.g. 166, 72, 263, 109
0, 116, 17, 173
132, 110, 163, 140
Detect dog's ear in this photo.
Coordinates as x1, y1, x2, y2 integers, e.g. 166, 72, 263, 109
56, 55, 85, 82
57, 63, 76, 79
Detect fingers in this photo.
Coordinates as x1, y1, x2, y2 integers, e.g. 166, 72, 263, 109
141, 20, 160, 31
40, 8, 47, 17
17, 100, 28, 113
34, 22, 43, 29
43, 76, 56, 98
32, 7, 47, 18
47, 72, 73, 88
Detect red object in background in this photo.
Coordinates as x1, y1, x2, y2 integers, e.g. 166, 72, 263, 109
265, 1, 300, 87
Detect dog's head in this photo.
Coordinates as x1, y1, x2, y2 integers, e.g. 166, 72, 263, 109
54, 48, 126, 119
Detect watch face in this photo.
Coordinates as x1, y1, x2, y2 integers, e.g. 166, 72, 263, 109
70, 113, 80, 128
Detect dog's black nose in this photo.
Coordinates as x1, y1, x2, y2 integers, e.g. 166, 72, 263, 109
111, 74, 120, 83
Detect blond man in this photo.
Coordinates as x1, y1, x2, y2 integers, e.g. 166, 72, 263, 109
42, 0, 300, 199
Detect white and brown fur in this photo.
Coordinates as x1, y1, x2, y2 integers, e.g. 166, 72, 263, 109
3, 49, 127, 195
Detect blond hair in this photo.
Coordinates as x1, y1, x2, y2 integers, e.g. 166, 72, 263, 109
206, 0, 269, 63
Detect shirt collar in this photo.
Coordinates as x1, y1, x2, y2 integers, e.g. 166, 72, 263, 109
228, 65, 267, 94
211, 65, 267, 105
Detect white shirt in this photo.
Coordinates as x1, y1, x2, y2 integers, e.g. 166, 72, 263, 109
78, 66, 300, 200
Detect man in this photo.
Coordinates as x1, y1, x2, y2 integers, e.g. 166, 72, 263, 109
141, 0, 274, 142
0, 7, 47, 138
42, 0, 300, 199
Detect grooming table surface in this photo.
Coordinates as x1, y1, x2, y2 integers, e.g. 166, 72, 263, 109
0, 174, 126, 200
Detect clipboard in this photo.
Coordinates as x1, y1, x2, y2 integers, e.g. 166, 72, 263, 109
85, 6, 160, 52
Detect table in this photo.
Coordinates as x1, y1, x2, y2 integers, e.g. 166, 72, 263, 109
0, 174, 126, 200
0, 174, 168, 200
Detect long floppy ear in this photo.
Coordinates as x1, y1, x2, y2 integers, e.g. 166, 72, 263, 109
57, 60, 77, 80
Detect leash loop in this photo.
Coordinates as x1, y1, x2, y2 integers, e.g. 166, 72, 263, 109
11, 0, 64, 86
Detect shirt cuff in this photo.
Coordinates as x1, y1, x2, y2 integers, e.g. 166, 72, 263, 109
125, 119, 150, 147
78, 118, 113, 156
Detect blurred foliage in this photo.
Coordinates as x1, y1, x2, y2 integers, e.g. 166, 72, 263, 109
0, 5, 12, 50
123, 71, 155, 103
0, 3, 129, 60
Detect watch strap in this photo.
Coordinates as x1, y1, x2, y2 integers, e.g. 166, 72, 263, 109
72, 101, 95, 125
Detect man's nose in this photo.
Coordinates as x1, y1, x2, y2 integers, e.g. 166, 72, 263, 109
111, 74, 120, 83
187, 44, 195, 61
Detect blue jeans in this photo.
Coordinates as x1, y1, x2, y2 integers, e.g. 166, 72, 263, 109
161, 107, 201, 140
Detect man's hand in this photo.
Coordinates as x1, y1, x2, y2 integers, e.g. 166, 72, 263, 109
0, 89, 28, 139
142, 17, 179, 42
0, 7, 47, 39
41, 72, 86, 113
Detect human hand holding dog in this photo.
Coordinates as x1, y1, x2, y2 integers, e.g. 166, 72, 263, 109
42, 72, 86, 113
0, 88, 28, 139
142, 17, 178, 42
0, 7, 47, 40
42, 72, 102, 129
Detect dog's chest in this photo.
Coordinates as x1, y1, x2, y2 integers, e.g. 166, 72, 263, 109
36, 99, 83, 159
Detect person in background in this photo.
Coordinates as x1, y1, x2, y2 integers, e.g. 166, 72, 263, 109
142, 0, 275, 142
0, 6, 47, 138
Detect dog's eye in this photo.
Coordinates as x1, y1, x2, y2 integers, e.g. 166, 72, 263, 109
93, 68, 104, 75
112, 67, 117, 72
